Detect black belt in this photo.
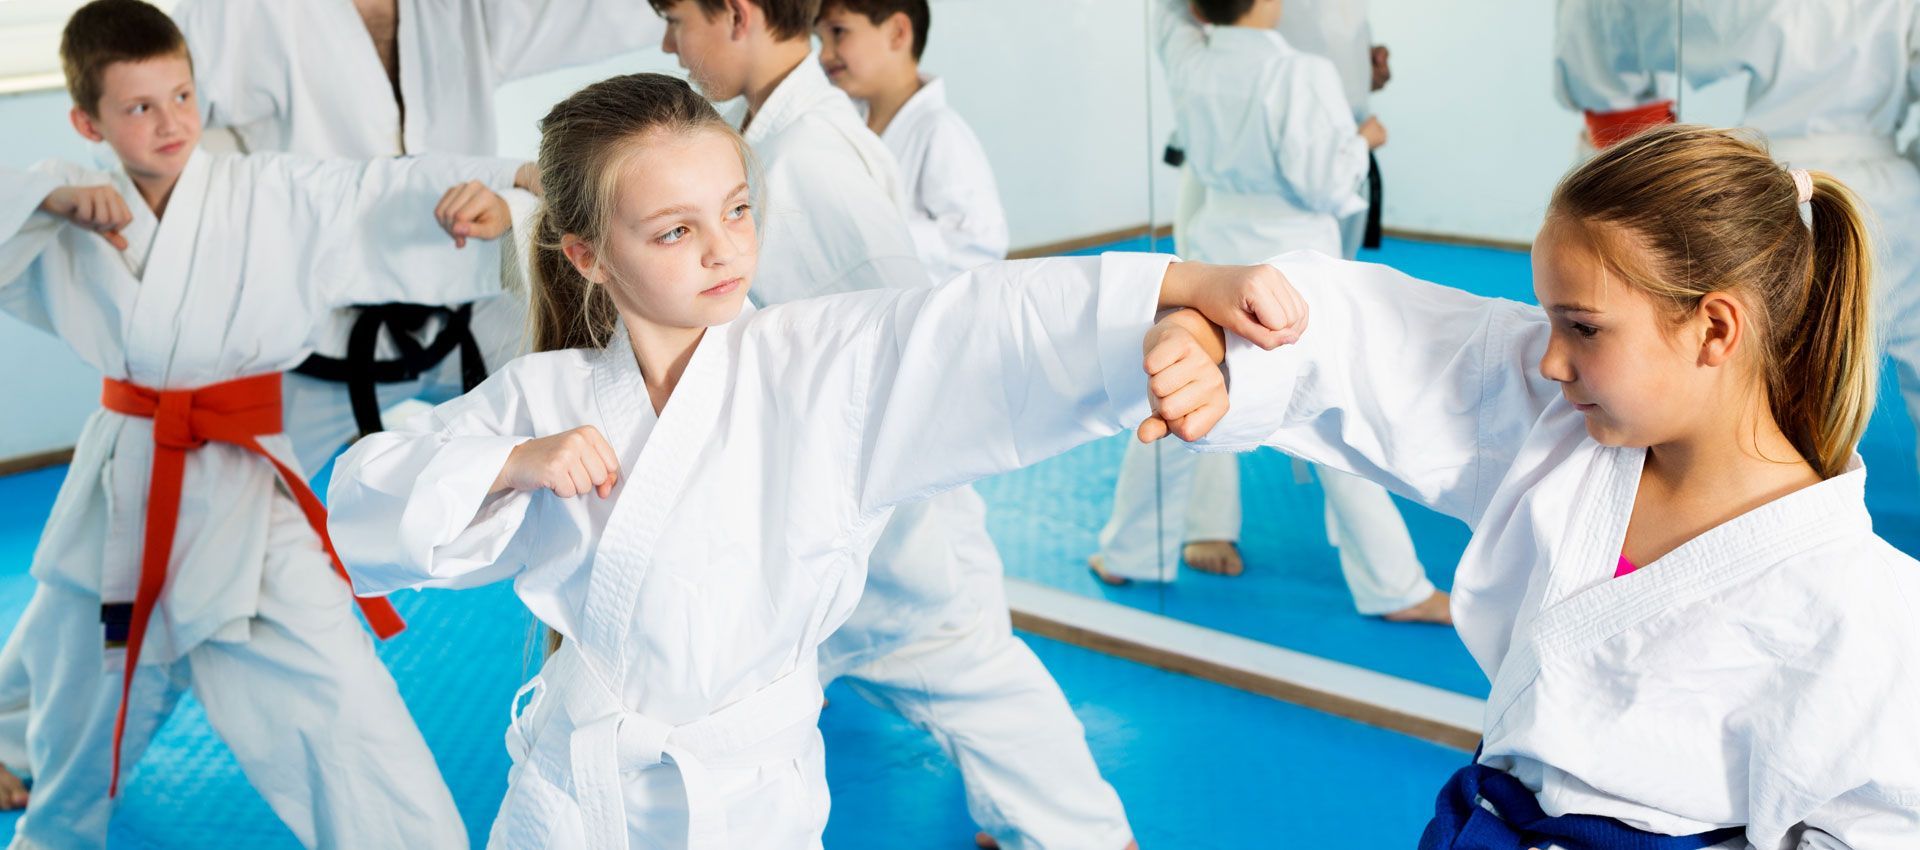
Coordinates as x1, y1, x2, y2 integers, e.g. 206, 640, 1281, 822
292, 303, 486, 437
1363, 151, 1383, 250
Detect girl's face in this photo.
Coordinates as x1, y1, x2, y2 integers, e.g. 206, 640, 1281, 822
1531, 217, 1727, 448
574, 128, 757, 331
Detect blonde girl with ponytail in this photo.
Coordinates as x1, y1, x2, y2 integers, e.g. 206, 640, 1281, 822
324, 71, 1300, 850
1168, 124, 1920, 848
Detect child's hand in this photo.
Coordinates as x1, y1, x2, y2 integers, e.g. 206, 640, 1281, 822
1159, 262, 1308, 350
491, 426, 621, 499
435, 180, 511, 248
1360, 115, 1388, 149
1137, 310, 1229, 444
514, 162, 543, 197
40, 185, 131, 250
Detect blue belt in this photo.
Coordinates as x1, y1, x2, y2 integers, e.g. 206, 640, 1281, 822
1419, 762, 1745, 850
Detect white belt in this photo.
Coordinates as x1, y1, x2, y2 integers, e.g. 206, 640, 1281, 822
1768, 133, 1900, 166
509, 644, 824, 850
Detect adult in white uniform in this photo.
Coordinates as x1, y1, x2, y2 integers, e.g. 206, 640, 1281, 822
171, 0, 667, 473
1095, 0, 1444, 627
328, 69, 1267, 850
661, 4, 1133, 846
812, 4, 1133, 846
1675, 0, 1920, 505
0, 7, 532, 844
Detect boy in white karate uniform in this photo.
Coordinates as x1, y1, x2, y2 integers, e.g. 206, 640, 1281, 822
0, 2, 537, 846
815, 0, 1009, 287
1094, 0, 1448, 627
0, 0, 650, 798
651, 1, 1133, 846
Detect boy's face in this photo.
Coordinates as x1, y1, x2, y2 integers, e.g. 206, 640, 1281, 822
815, 9, 903, 100
71, 54, 201, 186
659, 0, 752, 101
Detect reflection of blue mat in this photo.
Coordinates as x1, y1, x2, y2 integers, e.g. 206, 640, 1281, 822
0, 463, 1462, 846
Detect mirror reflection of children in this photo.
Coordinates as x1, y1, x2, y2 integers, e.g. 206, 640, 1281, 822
1094, 0, 1449, 628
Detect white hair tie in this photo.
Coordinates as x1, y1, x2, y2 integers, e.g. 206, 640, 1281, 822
1790, 168, 1813, 204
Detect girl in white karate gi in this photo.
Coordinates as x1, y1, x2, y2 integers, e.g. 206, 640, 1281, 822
1170, 125, 1920, 847
326, 72, 1294, 850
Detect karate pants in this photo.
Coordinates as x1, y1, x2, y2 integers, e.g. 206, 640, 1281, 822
4, 498, 464, 850
833, 492, 1132, 850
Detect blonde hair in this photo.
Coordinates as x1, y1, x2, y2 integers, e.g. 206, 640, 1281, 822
528, 73, 751, 354
1548, 124, 1877, 479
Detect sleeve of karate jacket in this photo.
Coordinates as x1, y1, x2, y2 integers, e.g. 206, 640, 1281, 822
1195, 249, 1563, 526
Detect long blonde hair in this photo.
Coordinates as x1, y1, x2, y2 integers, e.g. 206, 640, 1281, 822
527, 74, 751, 659
1549, 124, 1877, 479
528, 72, 751, 354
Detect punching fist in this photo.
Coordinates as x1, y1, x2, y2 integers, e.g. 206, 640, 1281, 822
40, 185, 132, 250
491, 426, 621, 499
435, 180, 511, 248
1158, 261, 1309, 351
1137, 309, 1229, 444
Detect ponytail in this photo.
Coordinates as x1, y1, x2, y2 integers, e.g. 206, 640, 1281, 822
528, 205, 620, 353
1774, 173, 1876, 479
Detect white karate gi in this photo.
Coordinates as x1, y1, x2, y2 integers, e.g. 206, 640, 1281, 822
1202, 250, 1920, 849
1276, 0, 1375, 258
1099, 2, 1435, 619
1676, 0, 1920, 514
872, 75, 1009, 286
171, 0, 664, 472
327, 253, 1170, 850
744, 59, 1133, 849
0, 148, 526, 849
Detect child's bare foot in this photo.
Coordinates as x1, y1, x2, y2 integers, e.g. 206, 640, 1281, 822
1087, 555, 1131, 586
0, 762, 28, 809
1382, 590, 1453, 624
1182, 540, 1243, 576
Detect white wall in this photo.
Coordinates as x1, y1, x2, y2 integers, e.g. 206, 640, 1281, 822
0, 88, 101, 459
1365, 0, 1588, 245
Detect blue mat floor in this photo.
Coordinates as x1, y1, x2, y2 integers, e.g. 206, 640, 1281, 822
0, 464, 1464, 848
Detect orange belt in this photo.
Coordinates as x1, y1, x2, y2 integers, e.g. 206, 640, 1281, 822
1584, 99, 1676, 149
98, 373, 405, 795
